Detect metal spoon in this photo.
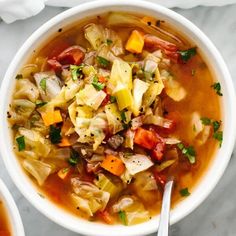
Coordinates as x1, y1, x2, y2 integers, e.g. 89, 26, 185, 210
157, 179, 174, 236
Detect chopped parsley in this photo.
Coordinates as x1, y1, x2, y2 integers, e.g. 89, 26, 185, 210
110, 96, 116, 103
68, 149, 80, 166
178, 47, 197, 62
120, 111, 126, 122
16, 136, 25, 151
200, 117, 211, 125
35, 100, 47, 108
213, 131, 223, 147
92, 76, 105, 91
96, 56, 110, 68
39, 78, 47, 92
211, 82, 223, 96
118, 211, 127, 225
179, 188, 191, 197
70, 64, 84, 81
200, 117, 222, 146
106, 39, 113, 45
177, 143, 196, 164
212, 120, 221, 133
49, 125, 61, 144
15, 74, 23, 80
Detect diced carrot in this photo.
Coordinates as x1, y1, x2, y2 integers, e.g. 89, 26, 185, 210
41, 110, 63, 126
101, 155, 125, 176
57, 167, 71, 180
58, 137, 71, 147
134, 127, 158, 149
98, 76, 106, 83
125, 30, 144, 54
97, 210, 114, 224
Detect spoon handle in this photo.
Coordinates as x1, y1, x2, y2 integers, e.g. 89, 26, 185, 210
157, 180, 174, 236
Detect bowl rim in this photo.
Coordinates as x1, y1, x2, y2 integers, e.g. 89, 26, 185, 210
0, 0, 236, 235
0, 179, 25, 236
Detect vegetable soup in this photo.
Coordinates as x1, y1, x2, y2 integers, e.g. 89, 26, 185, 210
8, 12, 222, 225
0, 200, 11, 236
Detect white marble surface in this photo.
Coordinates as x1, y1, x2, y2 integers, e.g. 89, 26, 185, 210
0, 4, 236, 236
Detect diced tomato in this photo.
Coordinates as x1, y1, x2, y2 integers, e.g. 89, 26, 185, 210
101, 93, 110, 106
151, 140, 165, 161
47, 58, 62, 72
48, 41, 71, 59
144, 34, 180, 62
97, 210, 114, 224
57, 46, 85, 65
153, 171, 167, 188
134, 127, 158, 149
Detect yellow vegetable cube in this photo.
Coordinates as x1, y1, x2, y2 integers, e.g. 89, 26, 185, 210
125, 30, 144, 54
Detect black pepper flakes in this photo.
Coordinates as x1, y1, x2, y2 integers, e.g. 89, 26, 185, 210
58, 28, 62, 32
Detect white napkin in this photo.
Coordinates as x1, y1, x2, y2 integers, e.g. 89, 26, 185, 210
1, 0, 236, 23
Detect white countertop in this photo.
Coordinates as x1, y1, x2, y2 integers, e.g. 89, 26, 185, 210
0, 5, 236, 236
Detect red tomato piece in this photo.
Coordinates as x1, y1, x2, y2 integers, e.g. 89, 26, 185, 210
48, 41, 71, 59
153, 171, 167, 188
134, 127, 158, 149
97, 210, 114, 224
57, 46, 85, 65
47, 58, 62, 72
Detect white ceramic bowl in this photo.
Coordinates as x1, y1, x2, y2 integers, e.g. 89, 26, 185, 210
0, 179, 25, 236
0, 1, 235, 235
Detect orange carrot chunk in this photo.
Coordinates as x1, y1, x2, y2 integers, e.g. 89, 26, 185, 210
101, 155, 125, 176
125, 30, 144, 54
58, 137, 71, 147
41, 110, 63, 126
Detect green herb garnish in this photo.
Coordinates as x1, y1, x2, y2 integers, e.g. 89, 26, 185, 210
120, 111, 126, 122
200, 117, 211, 125
49, 125, 61, 144
213, 131, 223, 147
35, 100, 47, 108
15, 74, 23, 80
40, 78, 47, 92
106, 39, 113, 45
179, 188, 190, 197
118, 211, 127, 225
68, 149, 80, 166
178, 47, 197, 62
110, 96, 116, 103
96, 56, 110, 68
212, 120, 221, 132
70, 64, 84, 81
177, 143, 196, 164
16, 136, 25, 151
211, 82, 223, 96
92, 76, 105, 91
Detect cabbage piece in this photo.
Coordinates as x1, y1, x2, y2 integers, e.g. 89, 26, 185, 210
134, 171, 157, 191
143, 68, 164, 108
112, 196, 150, 225
76, 84, 106, 110
131, 79, 149, 116
34, 72, 61, 102
104, 28, 124, 56
23, 159, 52, 185
21, 64, 39, 78
18, 127, 51, 158
191, 112, 204, 138
14, 79, 39, 102
12, 99, 36, 118
155, 160, 176, 172
71, 178, 110, 216
107, 59, 132, 93
164, 137, 181, 145
64, 79, 83, 101
124, 129, 135, 150
196, 125, 211, 145
94, 173, 121, 198
163, 76, 186, 101
105, 103, 123, 134
84, 24, 104, 50
120, 169, 133, 185
97, 44, 118, 63
144, 114, 173, 128
121, 154, 153, 175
